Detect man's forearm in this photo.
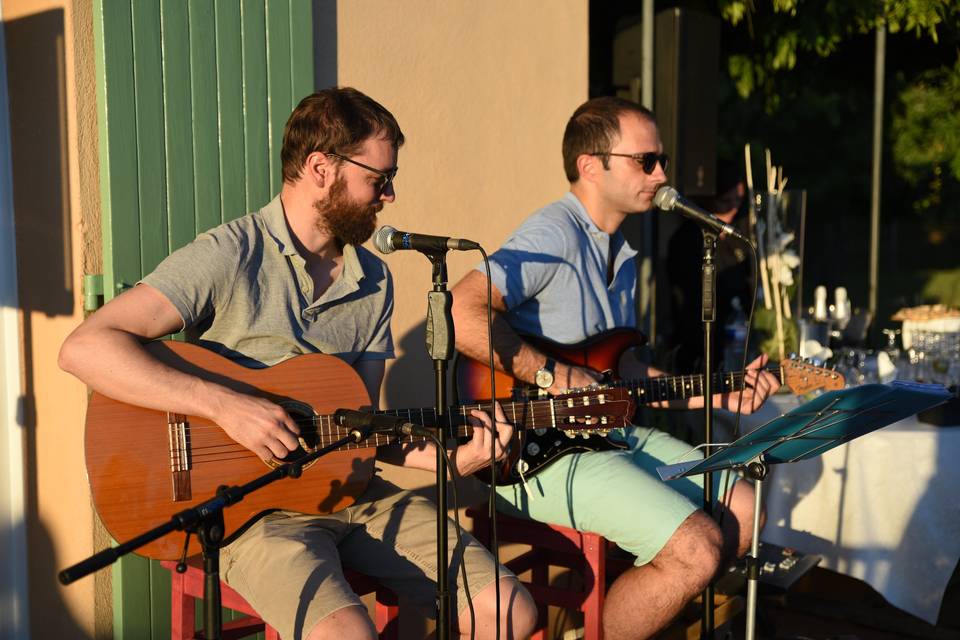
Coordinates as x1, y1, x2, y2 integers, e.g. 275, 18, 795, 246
455, 308, 548, 386
59, 327, 234, 421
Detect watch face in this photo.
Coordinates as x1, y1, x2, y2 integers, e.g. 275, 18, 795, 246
536, 369, 554, 388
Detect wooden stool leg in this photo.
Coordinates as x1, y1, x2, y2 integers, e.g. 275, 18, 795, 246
169, 569, 196, 640
531, 557, 550, 640
582, 532, 606, 640
376, 590, 400, 640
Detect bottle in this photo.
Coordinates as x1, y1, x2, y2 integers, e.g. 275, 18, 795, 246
833, 287, 851, 329
813, 286, 828, 321
801, 285, 833, 357
723, 297, 748, 371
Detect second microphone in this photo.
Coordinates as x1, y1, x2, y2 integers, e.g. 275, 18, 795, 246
373, 225, 480, 255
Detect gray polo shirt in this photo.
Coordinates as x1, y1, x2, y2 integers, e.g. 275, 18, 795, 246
481, 192, 637, 344
142, 195, 394, 367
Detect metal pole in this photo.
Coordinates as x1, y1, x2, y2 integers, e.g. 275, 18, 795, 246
642, 0, 653, 110
637, 0, 657, 341
868, 26, 885, 329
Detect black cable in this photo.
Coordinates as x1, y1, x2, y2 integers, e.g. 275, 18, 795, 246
478, 248, 502, 640
717, 236, 761, 527
423, 429, 476, 639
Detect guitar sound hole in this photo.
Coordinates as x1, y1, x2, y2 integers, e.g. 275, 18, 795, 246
272, 400, 319, 468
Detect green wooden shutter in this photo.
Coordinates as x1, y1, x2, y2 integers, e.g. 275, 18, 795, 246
92, 1, 315, 637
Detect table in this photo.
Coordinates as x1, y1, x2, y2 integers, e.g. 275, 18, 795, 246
721, 394, 960, 625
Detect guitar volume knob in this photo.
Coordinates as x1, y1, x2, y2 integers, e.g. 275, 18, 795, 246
526, 442, 541, 456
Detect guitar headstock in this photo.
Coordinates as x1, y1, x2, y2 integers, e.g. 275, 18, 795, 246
550, 386, 635, 431
781, 359, 846, 395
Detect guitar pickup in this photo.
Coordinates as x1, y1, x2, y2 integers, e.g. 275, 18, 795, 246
168, 414, 192, 502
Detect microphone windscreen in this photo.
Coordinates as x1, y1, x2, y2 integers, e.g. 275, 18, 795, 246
372, 226, 396, 254
653, 186, 678, 211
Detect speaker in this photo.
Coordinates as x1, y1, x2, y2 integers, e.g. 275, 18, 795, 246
654, 8, 719, 198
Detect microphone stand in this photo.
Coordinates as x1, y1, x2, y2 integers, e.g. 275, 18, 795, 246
59, 429, 373, 640
699, 228, 718, 639
425, 249, 454, 640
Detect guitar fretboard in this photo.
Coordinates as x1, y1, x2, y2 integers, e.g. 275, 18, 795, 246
305, 398, 560, 449
611, 366, 785, 405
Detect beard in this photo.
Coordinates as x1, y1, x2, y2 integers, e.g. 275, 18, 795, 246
313, 175, 383, 246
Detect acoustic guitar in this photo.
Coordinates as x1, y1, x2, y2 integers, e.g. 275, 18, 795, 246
455, 328, 846, 485
85, 341, 634, 560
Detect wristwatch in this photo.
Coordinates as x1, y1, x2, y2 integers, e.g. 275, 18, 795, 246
535, 358, 556, 390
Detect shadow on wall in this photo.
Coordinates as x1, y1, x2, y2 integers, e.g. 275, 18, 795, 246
5, 6, 85, 637
383, 319, 436, 411
0, 519, 87, 639
313, 0, 337, 89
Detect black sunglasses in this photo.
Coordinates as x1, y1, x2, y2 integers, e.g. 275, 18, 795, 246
326, 152, 398, 196
591, 151, 669, 175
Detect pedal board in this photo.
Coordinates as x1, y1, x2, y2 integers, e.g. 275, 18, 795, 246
716, 541, 821, 594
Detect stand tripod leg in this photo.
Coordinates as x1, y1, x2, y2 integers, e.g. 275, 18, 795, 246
198, 496, 227, 640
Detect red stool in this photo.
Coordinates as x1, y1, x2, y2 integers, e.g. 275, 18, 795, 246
161, 559, 400, 639
469, 508, 630, 640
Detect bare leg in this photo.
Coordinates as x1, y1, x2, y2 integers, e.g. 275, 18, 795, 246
306, 605, 377, 640
457, 576, 538, 640
716, 480, 766, 562
602, 511, 723, 639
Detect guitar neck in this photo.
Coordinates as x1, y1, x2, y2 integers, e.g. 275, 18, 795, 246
614, 365, 784, 405
308, 398, 559, 448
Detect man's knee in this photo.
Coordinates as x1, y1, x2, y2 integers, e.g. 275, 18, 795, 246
652, 511, 723, 589
307, 605, 377, 640
466, 577, 538, 639
723, 480, 765, 557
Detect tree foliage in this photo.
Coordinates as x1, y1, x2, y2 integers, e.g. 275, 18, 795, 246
719, 0, 957, 108
891, 58, 960, 216
718, 0, 960, 222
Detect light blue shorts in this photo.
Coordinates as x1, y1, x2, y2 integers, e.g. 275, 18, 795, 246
494, 426, 738, 565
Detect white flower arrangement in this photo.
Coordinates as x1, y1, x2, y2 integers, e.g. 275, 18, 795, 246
745, 145, 802, 359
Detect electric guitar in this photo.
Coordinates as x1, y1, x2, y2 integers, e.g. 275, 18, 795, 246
455, 328, 846, 485
85, 341, 635, 560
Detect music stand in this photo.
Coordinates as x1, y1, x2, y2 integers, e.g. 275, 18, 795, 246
657, 380, 953, 640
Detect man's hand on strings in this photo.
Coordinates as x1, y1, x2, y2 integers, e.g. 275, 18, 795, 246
717, 353, 781, 415
212, 391, 301, 462
454, 402, 514, 476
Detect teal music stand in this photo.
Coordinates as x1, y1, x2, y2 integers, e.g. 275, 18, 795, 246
657, 381, 953, 640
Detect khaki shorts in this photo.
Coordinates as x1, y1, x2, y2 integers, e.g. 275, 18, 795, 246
220, 476, 511, 639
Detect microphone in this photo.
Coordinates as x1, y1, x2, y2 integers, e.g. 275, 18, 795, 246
653, 186, 749, 242
333, 408, 431, 438
373, 225, 480, 255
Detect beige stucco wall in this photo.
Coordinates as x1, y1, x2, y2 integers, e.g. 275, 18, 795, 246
3, 0, 100, 636
8, 0, 586, 637
338, 0, 588, 413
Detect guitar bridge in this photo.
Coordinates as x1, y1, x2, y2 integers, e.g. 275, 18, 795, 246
168, 414, 192, 501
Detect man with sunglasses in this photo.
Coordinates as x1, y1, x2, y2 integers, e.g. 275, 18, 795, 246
59, 87, 536, 640
451, 96, 779, 638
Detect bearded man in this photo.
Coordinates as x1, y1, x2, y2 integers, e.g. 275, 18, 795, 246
59, 87, 535, 640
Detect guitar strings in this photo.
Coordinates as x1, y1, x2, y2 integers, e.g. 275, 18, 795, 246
165, 398, 634, 464
163, 365, 806, 466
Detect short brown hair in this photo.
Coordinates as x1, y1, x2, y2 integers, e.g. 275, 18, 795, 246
281, 87, 405, 184
561, 96, 656, 182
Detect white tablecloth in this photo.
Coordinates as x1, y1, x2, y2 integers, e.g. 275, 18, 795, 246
723, 394, 960, 624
